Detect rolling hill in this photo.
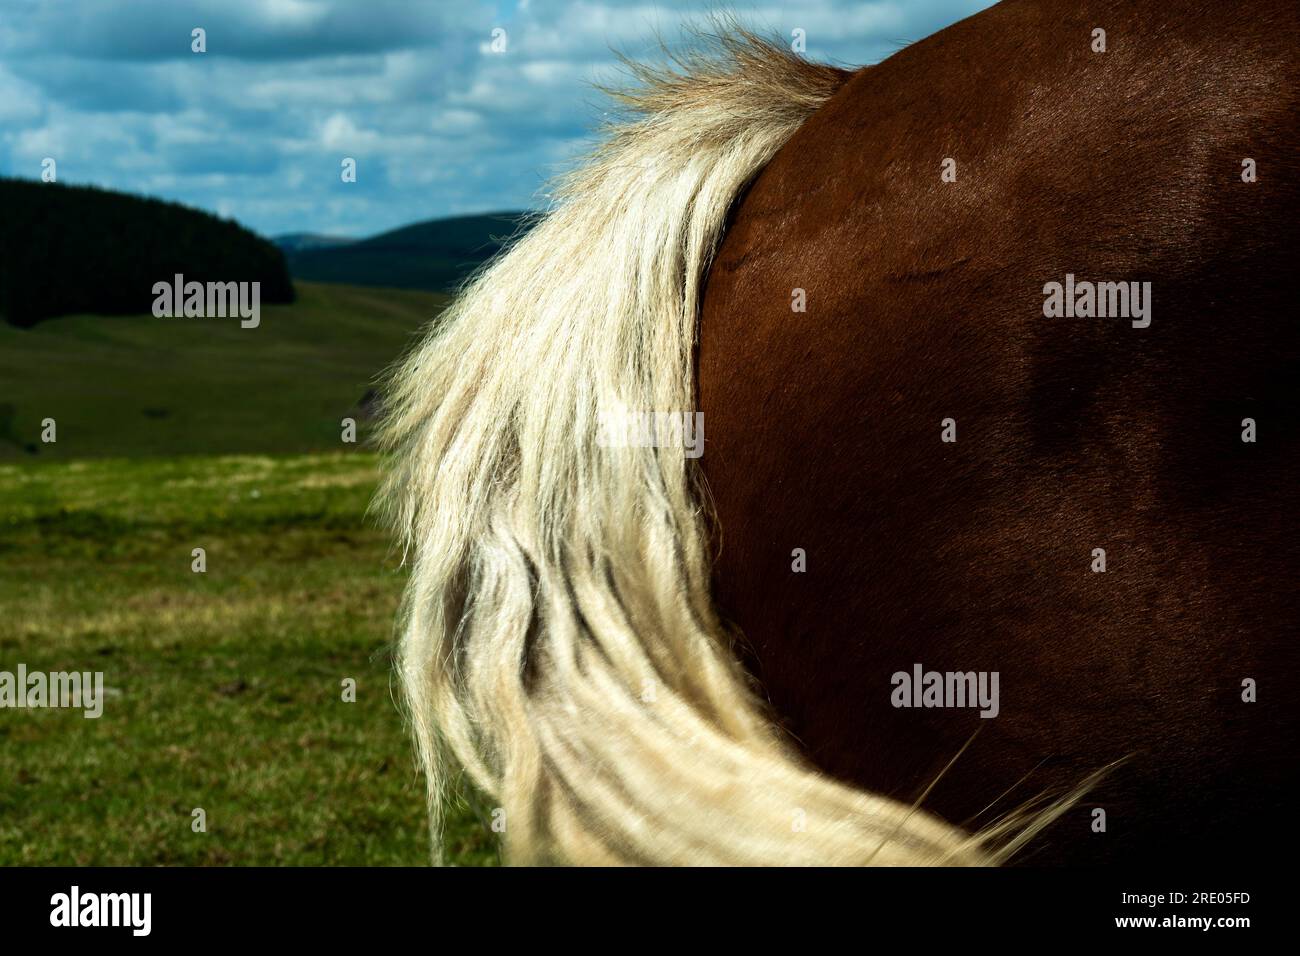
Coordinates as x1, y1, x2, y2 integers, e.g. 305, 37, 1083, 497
278, 211, 536, 292
0, 281, 445, 460
0, 177, 293, 328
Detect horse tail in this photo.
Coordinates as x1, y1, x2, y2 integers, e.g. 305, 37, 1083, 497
378, 30, 1060, 865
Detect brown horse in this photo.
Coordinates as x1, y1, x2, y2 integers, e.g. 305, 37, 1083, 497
381, 0, 1298, 865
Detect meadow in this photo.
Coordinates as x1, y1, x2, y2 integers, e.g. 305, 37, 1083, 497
0, 283, 496, 865
0, 281, 443, 460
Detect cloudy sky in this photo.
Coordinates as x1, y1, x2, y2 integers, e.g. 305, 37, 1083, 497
0, 0, 994, 239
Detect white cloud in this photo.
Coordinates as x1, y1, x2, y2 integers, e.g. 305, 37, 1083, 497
0, 0, 995, 237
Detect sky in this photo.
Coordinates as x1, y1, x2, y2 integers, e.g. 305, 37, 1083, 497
0, 0, 994, 239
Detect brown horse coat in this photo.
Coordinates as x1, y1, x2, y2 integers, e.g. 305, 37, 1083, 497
698, 0, 1299, 865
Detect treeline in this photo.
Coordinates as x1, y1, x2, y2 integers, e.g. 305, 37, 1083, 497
0, 178, 293, 328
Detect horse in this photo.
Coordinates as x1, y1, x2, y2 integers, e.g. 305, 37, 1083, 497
378, 0, 1299, 865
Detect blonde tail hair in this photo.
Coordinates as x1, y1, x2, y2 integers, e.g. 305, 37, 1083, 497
379, 32, 1054, 865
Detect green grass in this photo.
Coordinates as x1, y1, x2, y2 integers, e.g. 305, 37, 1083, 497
0, 452, 499, 865
0, 281, 446, 460
0, 282, 498, 865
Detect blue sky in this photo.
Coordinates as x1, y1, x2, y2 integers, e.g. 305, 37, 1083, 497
0, 0, 993, 239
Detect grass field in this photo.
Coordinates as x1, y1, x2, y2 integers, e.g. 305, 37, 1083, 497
0, 281, 447, 460
0, 284, 498, 865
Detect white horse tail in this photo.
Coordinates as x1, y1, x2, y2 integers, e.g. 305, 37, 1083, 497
378, 30, 1062, 865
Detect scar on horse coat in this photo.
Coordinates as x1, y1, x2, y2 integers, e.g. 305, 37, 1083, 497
380, 0, 1298, 866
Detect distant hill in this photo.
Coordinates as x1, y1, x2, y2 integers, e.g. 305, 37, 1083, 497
273, 233, 357, 253
280, 211, 537, 293
0, 178, 294, 328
